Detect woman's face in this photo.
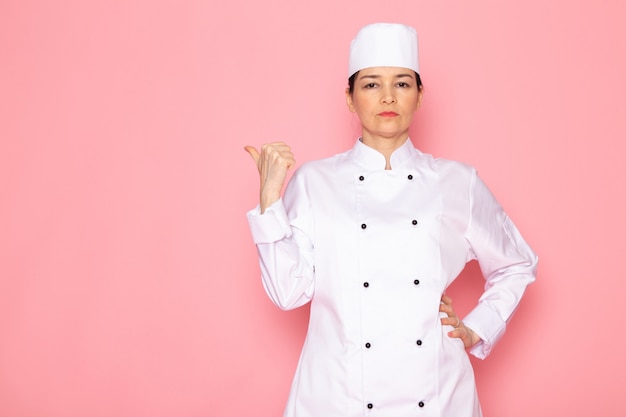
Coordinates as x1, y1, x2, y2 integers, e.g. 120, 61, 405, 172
346, 66, 422, 144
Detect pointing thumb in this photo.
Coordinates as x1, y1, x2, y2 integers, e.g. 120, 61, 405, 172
244, 146, 260, 165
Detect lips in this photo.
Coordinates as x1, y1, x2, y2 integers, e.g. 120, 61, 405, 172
378, 111, 398, 117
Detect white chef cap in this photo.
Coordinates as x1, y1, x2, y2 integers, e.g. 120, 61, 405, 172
348, 23, 419, 78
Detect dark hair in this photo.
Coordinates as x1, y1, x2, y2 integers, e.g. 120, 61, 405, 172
348, 71, 423, 94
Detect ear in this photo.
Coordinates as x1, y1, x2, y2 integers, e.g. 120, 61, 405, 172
345, 87, 356, 113
415, 90, 424, 111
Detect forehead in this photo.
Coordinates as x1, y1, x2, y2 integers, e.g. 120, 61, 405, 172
357, 66, 415, 78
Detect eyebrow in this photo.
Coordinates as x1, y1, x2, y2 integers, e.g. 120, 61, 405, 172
358, 73, 415, 80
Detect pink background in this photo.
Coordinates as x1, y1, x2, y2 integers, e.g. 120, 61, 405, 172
2, 1, 625, 416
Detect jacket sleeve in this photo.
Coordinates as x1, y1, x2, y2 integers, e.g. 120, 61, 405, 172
462, 169, 538, 359
246, 170, 315, 310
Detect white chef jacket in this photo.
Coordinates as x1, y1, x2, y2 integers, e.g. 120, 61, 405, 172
247, 138, 537, 417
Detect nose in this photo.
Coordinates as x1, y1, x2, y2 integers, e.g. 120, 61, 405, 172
381, 86, 396, 104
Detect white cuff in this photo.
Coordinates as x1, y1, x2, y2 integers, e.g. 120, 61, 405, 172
246, 199, 292, 244
463, 302, 507, 359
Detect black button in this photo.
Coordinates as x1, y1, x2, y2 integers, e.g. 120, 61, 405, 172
363, 282, 369, 288
411, 219, 418, 226
418, 401, 425, 408
361, 223, 367, 229
416, 339, 423, 346
359, 175, 365, 181
413, 279, 420, 285
408, 174, 413, 180
367, 403, 373, 409
365, 342, 371, 348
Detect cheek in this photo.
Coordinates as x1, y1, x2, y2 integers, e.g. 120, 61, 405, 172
356, 106, 374, 122
402, 97, 419, 114
351, 92, 376, 111
354, 100, 375, 117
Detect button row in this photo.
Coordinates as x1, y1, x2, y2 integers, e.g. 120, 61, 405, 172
363, 340, 423, 348
366, 401, 425, 410
360, 219, 418, 229
362, 280, 421, 287
357, 174, 415, 181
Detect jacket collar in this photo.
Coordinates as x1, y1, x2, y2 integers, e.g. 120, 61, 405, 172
349, 137, 416, 170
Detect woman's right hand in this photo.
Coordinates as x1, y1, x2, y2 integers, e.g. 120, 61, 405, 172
439, 294, 481, 349
244, 142, 296, 213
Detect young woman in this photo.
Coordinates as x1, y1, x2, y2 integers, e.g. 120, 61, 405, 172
245, 23, 537, 417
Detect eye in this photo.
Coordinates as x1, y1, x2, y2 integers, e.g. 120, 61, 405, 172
363, 82, 378, 89
397, 82, 411, 88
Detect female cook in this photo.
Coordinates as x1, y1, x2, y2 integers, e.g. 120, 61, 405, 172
245, 22, 537, 417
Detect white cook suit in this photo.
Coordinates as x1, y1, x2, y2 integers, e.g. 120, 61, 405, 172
247, 138, 538, 417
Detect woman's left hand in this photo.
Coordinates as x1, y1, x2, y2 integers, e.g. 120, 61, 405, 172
439, 294, 481, 349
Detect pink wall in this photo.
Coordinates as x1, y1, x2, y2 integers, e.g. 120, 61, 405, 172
2, 1, 625, 416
